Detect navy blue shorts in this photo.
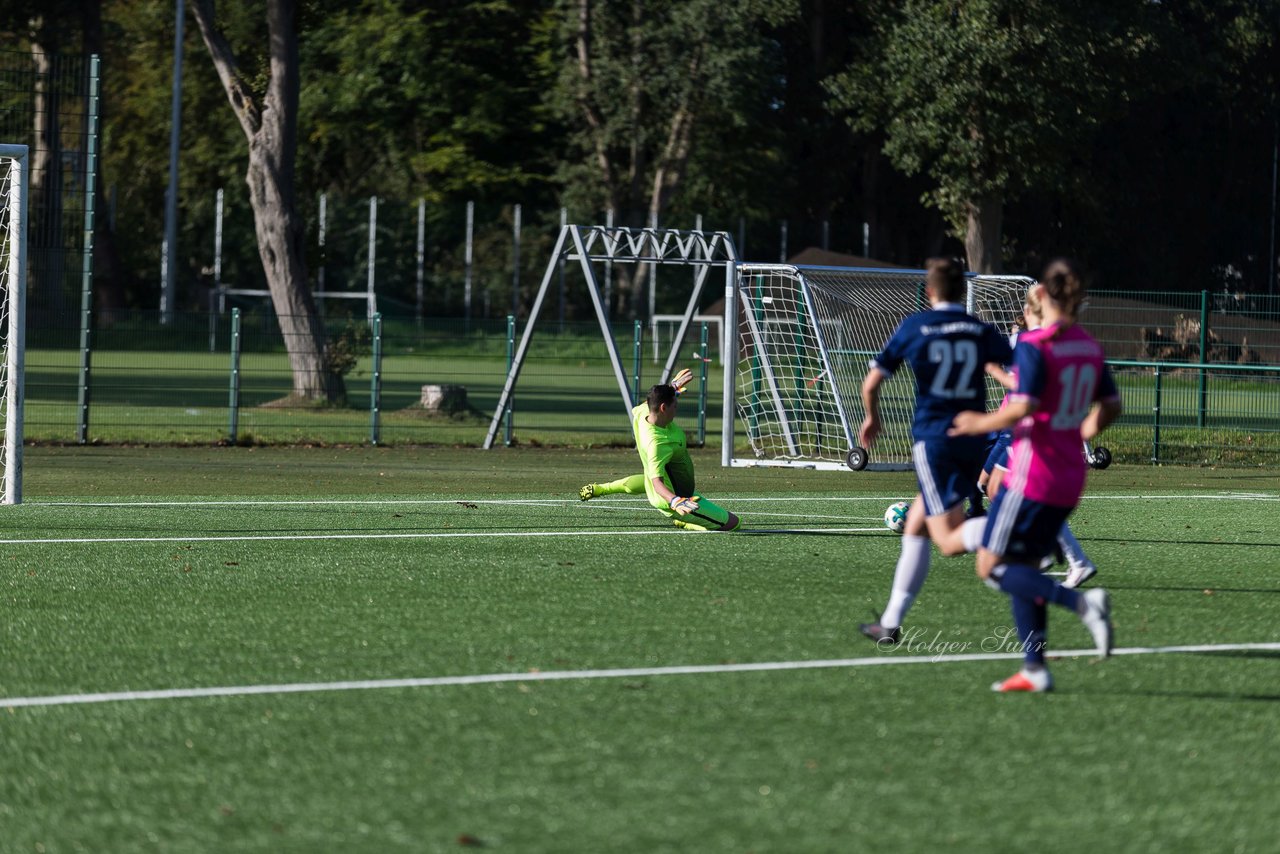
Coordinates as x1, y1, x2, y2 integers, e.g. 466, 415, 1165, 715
983, 488, 1074, 564
983, 431, 1013, 475
912, 437, 984, 517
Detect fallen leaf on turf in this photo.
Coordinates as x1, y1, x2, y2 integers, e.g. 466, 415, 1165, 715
456, 502, 478, 509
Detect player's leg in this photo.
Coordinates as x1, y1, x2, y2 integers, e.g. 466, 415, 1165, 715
860, 495, 928, 645
981, 491, 1113, 690
667, 495, 741, 532
914, 438, 987, 557
580, 473, 646, 501
1059, 524, 1098, 588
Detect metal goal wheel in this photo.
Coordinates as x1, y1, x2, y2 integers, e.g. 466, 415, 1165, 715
1087, 446, 1112, 470
846, 446, 869, 471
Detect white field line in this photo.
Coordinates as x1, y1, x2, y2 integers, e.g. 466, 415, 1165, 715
4, 642, 1277, 710
0, 527, 887, 546
26, 492, 1279, 508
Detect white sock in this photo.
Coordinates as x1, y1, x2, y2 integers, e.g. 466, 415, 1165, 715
880, 535, 931, 629
1057, 524, 1092, 568
961, 517, 986, 553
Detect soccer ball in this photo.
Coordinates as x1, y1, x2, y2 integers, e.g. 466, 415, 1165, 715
883, 501, 910, 534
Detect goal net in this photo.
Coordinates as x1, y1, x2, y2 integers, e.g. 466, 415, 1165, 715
0, 145, 27, 503
731, 264, 1030, 471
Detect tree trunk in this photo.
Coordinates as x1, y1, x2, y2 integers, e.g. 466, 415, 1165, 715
246, 141, 337, 400
191, 0, 343, 403
964, 193, 1003, 274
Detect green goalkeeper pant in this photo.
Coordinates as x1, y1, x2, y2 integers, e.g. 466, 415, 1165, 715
649, 493, 740, 531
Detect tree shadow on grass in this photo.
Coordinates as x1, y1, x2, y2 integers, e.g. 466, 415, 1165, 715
1105, 585, 1280, 595
1086, 536, 1280, 549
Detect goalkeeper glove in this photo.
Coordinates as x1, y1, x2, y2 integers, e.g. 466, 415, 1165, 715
669, 495, 699, 515
671, 367, 694, 394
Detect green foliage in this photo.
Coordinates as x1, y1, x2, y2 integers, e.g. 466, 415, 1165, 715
298, 0, 558, 203
547, 0, 800, 224
827, 0, 1153, 233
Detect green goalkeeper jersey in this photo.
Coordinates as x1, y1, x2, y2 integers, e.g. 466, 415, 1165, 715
631, 403, 696, 497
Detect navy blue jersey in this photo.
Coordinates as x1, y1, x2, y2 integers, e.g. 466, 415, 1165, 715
872, 302, 1013, 441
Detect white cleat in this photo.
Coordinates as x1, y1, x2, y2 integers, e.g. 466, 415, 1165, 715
1063, 562, 1098, 589
1080, 588, 1113, 658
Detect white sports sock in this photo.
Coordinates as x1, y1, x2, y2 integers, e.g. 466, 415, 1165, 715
1057, 524, 1092, 569
961, 517, 986, 553
880, 535, 931, 629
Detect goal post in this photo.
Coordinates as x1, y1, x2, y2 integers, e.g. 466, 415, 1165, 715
726, 264, 1031, 471
0, 144, 28, 503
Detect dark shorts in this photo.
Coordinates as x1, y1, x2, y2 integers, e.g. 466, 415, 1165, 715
912, 437, 984, 517
983, 488, 1074, 564
983, 431, 1013, 475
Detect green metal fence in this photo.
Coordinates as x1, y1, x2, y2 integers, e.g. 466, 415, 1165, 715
18, 290, 1280, 465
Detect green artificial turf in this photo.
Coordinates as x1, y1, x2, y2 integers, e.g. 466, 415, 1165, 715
2, 447, 1278, 852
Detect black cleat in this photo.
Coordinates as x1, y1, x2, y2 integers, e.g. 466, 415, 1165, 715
859, 622, 902, 646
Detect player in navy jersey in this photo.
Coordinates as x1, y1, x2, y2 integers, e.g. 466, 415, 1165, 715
857, 257, 1013, 645
950, 258, 1121, 692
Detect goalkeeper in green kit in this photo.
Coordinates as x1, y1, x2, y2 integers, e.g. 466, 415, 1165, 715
579, 368, 742, 532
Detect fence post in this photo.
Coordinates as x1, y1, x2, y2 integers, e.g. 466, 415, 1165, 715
697, 321, 709, 447
416, 197, 425, 332
633, 319, 643, 405
76, 54, 101, 446
370, 312, 382, 446
367, 196, 378, 319
207, 289, 217, 354
228, 308, 241, 445
504, 315, 515, 446
1198, 289, 1208, 428
1152, 365, 1163, 465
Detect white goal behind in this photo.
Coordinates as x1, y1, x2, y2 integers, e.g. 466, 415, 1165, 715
730, 264, 1030, 471
0, 145, 27, 503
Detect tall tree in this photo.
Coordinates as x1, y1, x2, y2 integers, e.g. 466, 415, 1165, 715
827, 0, 1151, 272
190, 0, 343, 402
554, 0, 796, 315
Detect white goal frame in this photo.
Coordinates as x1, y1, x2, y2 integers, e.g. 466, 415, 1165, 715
0, 144, 28, 503
725, 264, 1032, 472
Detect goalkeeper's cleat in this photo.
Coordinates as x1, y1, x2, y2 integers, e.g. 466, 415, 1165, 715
578, 484, 596, 501
991, 667, 1053, 693
672, 518, 710, 531
858, 621, 902, 647
1063, 561, 1098, 589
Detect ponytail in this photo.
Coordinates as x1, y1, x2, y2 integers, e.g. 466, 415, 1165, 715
1039, 257, 1085, 321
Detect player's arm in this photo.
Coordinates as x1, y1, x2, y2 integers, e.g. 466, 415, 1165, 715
644, 439, 699, 514
950, 399, 1032, 436
951, 340, 1039, 436
860, 329, 904, 448
985, 362, 1017, 391
859, 369, 887, 448
649, 474, 698, 514
1081, 364, 1123, 441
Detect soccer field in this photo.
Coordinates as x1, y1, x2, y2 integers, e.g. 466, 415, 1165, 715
4, 447, 1279, 852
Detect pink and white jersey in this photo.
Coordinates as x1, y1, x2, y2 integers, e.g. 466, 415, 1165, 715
1005, 323, 1119, 507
